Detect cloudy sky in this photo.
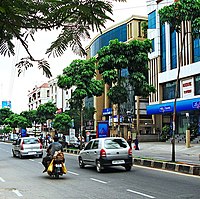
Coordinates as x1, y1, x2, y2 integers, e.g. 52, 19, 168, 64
0, 0, 147, 113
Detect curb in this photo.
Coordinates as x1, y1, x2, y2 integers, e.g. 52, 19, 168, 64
133, 158, 200, 176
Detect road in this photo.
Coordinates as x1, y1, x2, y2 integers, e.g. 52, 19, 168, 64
0, 142, 200, 199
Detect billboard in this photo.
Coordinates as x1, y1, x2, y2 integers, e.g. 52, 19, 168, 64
2, 101, 12, 109
97, 122, 109, 138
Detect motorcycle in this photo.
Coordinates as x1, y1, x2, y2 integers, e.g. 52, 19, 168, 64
47, 151, 67, 178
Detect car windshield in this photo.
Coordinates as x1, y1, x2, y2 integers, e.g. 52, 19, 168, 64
23, 138, 38, 144
104, 139, 127, 149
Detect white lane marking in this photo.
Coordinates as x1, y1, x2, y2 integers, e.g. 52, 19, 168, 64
38, 162, 42, 164
12, 189, 23, 197
127, 189, 155, 199
68, 171, 79, 176
0, 177, 5, 182
29, 159, 34, 162
90, 178, 107, 184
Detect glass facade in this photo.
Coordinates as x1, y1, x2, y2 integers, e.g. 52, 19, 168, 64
194, 74, 200, 95
162, 81, 177, 100
161, 24, 166, 72
90, 24, 127, 57
151, 39, 155, 52
193, 37, 200, 62
170, 29, 177, 69
148, 11, 156, 29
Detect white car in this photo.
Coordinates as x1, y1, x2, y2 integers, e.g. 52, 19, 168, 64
12, 137, 43, 158
78, 137, 132, 172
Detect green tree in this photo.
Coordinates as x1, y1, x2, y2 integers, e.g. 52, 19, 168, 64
97, 39, 155, 134
36, 102, 57, 132
52, 113, 72, 135
58, 58, 104, 148
4, 113, 29, 130
159, 0, 200, 37
158, 0, 200, 162
0, 0, 126, 78
0, 108, 14, 126
20, 110, 38, 128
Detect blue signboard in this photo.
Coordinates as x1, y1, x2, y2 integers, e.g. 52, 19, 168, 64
97, 122, 109, 138
21, 129, 27, 137
2, 101, 11, 109
102, 108, 112, 116
147, 97, 200, 115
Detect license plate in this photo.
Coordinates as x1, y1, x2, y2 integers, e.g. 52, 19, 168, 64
112, 160, 125, 165
28, 152, 36, 155
55, 164, 62, 168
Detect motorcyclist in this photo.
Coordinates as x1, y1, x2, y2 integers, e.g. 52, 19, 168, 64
42, 136, 64, 173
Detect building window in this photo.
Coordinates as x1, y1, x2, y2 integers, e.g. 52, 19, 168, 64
161, 24, 166, 72
90, 24, 127, 57
170, 28, 177, 69
47, 90, 49, 97
138, 21, 141, 37
193, 37, 200, 63
37, 92, 40, 99
151, 39, 155, 52
194, 75, 200, 95
148, 10, 156, 29
130, 22, 132, 38
162, 81, 179, 100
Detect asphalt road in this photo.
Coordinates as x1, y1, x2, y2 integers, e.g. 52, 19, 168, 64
0, 142, 200, 199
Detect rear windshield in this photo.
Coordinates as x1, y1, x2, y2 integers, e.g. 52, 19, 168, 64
104, 139, 128, 149
23, 138, 39, 144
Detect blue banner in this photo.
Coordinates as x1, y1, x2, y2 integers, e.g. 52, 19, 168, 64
147, 97, 200, 115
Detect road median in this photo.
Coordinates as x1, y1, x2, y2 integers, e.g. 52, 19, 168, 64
133, 157, 200, 176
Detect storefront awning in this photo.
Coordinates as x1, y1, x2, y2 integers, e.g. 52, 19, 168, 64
147, 97, 200, 115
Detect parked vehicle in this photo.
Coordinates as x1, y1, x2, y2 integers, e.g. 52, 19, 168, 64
12, 137, 43, 158
78, 137, 132, 172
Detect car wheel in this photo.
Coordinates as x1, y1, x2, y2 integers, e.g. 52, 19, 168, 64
39, 154, 43, 158
96, 160, 102, 173
125, 165, 132, 171
79, 157, 85, 168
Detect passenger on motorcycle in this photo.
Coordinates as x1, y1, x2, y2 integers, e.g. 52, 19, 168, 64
42, 136, 64, 173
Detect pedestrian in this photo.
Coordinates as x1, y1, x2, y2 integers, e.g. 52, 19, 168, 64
134, 136, 139, 150
127, 136, 132, 148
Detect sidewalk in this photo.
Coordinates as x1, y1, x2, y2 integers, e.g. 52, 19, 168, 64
132, 142, 200, 165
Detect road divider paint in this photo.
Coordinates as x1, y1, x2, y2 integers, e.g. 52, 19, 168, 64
127, 189, 155, 198
90, 178, 107, 184
12, 189, 23, 197
0, 177, 5, 182
68, 171, 79, 176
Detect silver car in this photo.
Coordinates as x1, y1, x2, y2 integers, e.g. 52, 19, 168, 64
78, 137, 132, 172
12, 137, 43, 158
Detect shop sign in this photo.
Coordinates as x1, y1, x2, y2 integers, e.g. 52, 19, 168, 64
159, 106, 172, 113
182, 78, 193, 98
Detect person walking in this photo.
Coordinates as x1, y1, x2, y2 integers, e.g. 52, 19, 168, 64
134, 136, 139, 150
127, 136, 132, 148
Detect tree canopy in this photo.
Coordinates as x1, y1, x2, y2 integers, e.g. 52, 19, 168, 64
57, 58, 104, 110
37, 101, 57, 124
53, 113, 72, 134
97, 39, 156, 101
0, 0, 126, 78
158, 0, 200, 37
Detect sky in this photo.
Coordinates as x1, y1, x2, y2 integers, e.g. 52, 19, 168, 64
0, 0, 147, 113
